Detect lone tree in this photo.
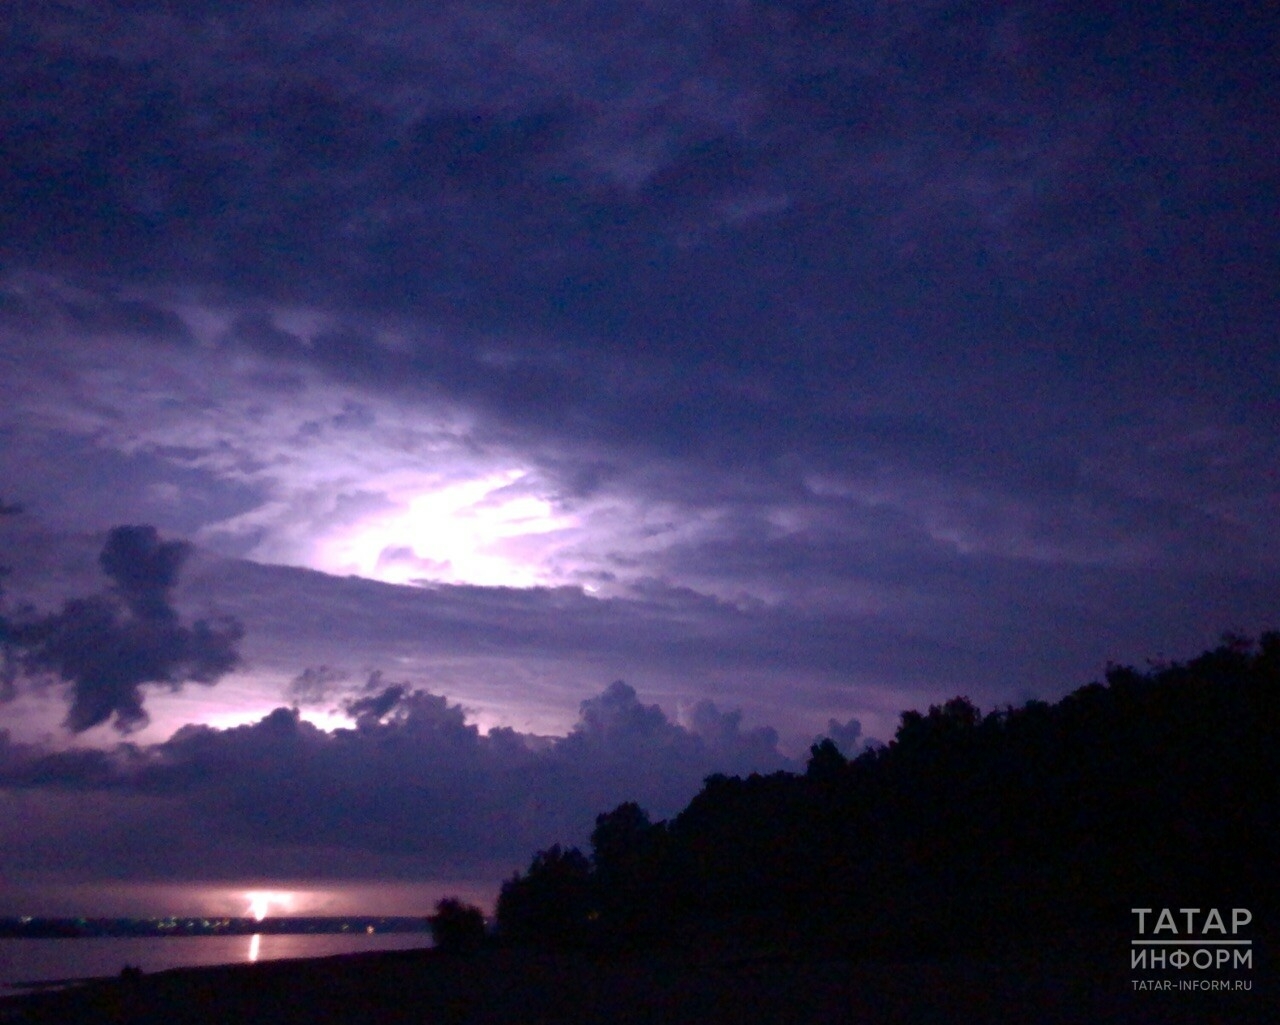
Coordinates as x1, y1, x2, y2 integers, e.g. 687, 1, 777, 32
428, 898, 486, 954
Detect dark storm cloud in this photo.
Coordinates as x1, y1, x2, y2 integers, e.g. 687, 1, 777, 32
5, 2, 1272, 424
0, 2, 1276, 754
191, 551, 924, 699
98, 524, 189, 621
286, 665, 350, 707
9, 527, 243, 733
343, 680, 408, 728
0, 0, 1274, 580
0, 679, 794, 882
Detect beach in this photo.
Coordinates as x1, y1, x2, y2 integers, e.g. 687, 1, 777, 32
2, 935, 1272, 1024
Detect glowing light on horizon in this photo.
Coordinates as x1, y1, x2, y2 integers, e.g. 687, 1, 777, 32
318, 470, 577, 588
248, 933, 261, 961
244, 890, 294, 922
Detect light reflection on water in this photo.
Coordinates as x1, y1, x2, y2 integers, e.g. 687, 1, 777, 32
0, 933, 432, 988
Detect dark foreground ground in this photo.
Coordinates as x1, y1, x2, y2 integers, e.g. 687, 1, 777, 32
2, 935, 1273, 1025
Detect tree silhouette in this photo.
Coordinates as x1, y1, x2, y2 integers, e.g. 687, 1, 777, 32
590, 802, 672, 940
427, 898, 486, 954
496, 633, 1280, 956
805, 738, 847, 782
496, 844, 594, 946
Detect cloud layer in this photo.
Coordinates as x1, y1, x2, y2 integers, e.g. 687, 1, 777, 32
1, 0, 1274, 600
0, 678, 794, 896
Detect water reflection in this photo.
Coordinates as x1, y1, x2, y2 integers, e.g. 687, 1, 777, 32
0, 933, 434, 987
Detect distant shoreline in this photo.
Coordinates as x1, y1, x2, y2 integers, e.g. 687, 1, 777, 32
4, 976, 101, 994
0, 916, 433, 939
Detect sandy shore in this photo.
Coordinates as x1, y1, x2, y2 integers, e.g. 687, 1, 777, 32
1, 939, 1272, 1024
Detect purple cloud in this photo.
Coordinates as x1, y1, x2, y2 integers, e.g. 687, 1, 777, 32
8, 527, 243, 733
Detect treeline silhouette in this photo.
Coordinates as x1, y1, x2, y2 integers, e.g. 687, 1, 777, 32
494, 633, 1279, 955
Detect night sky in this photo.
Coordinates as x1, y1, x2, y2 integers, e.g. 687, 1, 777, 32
1, 1, 1277, 917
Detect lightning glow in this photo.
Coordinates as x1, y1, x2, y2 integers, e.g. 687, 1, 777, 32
244, 890, 294, 922
318, 470, 578, 587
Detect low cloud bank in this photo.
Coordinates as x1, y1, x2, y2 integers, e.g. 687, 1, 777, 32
0, 678, 798, 889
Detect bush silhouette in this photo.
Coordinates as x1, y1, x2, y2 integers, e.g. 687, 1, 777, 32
428, 898, 486, 954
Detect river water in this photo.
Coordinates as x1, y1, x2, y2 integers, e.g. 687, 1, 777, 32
0, 933, 433, 989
